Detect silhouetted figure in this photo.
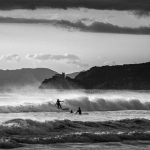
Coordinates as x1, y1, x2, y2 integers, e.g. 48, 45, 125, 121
76, 107, 82, 115
70, 109, 73, 113
56, 99, 63, 109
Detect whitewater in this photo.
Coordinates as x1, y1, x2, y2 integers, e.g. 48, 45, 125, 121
1, 89, 150, 150
0, 89, 150, 112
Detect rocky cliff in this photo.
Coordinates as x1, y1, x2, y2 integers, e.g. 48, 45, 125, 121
39, 74, 82, 89
75, 62, 150, 89
40, 62, 150, 90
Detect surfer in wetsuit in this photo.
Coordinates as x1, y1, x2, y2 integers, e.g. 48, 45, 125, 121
76, 107, 82, 115
70, 109, 73, 113
56, 99, 63, 109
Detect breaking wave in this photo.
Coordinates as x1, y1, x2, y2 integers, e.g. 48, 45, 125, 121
0, 89, 150, 113
65, 97, 150, 111
0, 97, 150, 113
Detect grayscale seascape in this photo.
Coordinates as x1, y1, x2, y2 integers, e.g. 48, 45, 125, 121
0, 0, 150, 149
0, 90, 150, 149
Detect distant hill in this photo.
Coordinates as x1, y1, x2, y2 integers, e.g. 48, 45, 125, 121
0, 68, 57, 88
67, 72, 80, 79
75, 62, 150, 90
40, 62, 150, 90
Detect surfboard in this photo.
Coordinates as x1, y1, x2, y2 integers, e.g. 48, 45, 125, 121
74, 112, 89, 115
62, 108, 70, 111
82, 112, 89, 115
55, 107, 70, 112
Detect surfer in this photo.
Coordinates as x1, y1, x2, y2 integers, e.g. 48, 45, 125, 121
70, 109, 73, 113
56, 99, 63, 109
76, 107, 82, 115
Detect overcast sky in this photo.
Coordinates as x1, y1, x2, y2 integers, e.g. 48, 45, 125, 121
0, 0, 150, 73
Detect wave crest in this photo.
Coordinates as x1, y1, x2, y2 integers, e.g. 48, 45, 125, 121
65, 97, 150, 111
0, 97, 150, 113
1, 118, 150, 145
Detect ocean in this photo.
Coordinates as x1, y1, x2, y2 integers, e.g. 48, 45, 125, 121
0, 89, 150, 149
9, 142, 150, 150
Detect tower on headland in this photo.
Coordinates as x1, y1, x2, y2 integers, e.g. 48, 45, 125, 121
54, 72, 66, 79
62, 72, 66, 78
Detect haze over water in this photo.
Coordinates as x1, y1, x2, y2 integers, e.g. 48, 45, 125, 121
0, 0, 150, 149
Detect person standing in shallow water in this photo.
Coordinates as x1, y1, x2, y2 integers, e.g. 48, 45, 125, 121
76, 107, 82, 115
56, 99, 63, 109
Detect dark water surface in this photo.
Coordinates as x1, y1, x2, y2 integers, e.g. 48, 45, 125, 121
8, 142, 150, 150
